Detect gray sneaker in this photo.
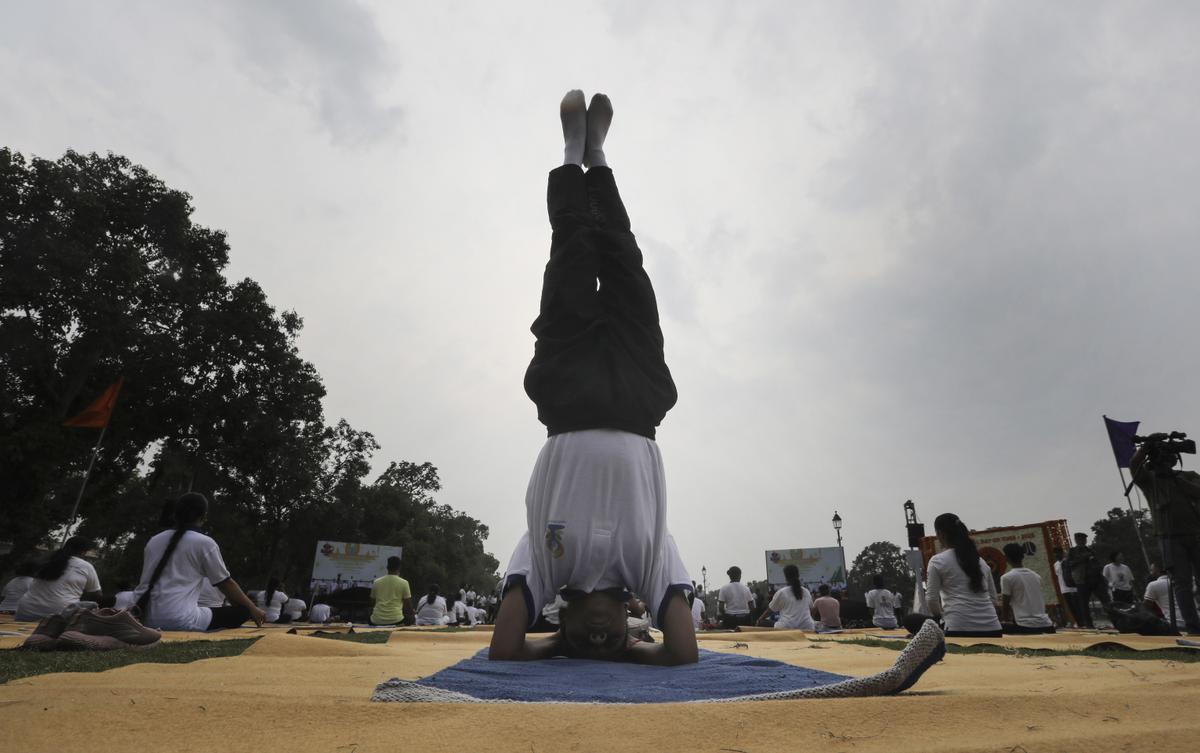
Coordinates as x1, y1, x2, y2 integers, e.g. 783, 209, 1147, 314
70, 608, 161, 647
22, 613, 70, 651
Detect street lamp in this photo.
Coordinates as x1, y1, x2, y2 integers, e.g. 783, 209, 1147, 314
832, 511, 846, 590
701, 566, 707, 595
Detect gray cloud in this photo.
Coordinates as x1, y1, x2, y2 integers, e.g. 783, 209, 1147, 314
214, 0, 402, 146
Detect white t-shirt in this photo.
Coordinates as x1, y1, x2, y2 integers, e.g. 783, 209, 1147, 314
284, 598, 306, 620
1102, 563, 1134, 591
308, 603, 331, 623
1054, 560, 1076, 594
691, 597, 706, 629
718, 582, 755, 615
502, 430, 692, 629
866, 588, 898, 627
198, 579, 226, 608
130, 531, 231, 631
925, 550, 1001, 633
0, 575, 33, 613
16, 557, 102, 620
256, 590, 289, 622
415, 595, 447, 625
768, 585, 816, 630
1145, 576, 1186, 627
1000, 567, 1053, 628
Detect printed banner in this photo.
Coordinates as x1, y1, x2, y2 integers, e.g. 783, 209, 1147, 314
311, 540, 403, 591
764, 547, 847, 589
919, 521, 1072, 606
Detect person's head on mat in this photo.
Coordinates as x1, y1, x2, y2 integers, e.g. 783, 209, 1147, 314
1002, 543, 1025, 567
557, 589, 631, 661
386, 556, 401, 574
727, 566, 742, 583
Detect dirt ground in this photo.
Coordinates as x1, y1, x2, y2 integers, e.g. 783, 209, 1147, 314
3, 624, 1199, 753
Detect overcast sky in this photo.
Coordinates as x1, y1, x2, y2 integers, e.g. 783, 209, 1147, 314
5, 2, 1200, 586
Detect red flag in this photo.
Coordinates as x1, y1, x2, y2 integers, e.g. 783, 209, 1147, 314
63, 377, 124, 428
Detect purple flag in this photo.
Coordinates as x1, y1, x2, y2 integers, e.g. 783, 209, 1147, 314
1103, 415, 1140, 468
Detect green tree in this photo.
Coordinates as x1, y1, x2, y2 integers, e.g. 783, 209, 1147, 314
847, 541, 915, 600
0, 148, 500, 595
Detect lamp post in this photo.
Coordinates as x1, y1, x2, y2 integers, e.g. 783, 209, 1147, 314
701, 566, 707, 595
832, 511, 846, 590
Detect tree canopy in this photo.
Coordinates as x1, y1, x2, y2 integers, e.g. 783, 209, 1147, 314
0, 148, 497, 592
847, 540, 915, 599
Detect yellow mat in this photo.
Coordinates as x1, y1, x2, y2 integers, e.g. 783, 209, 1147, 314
4, 629, 1200, 752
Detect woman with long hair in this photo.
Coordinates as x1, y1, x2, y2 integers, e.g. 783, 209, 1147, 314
15, 537, 103, 621
130, 492, 265, 631
926, 513, 1002, 637
257, 577, 288, 623
757, 564, 816, 631
415, 584, 447, 626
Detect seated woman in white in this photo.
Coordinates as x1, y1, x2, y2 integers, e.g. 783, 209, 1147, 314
757, 565, 816, 631
925, 513, 1002, 637
15, 537, 103, 621
130, 493, 265, 631
415, 585, 448, 626
255, 579, 289, 623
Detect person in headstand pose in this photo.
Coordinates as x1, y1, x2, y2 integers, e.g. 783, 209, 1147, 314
489, 90, 697, 665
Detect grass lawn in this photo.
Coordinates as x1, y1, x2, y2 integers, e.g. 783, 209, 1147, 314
817, 636, 1200, 662
0, 638, 260, 685
0, 629, 397, 686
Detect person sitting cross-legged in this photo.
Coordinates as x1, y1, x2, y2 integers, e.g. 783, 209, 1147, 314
999, 543, 1055, 634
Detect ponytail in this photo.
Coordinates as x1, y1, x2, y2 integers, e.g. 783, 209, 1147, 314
424, 584, 440, 610
783, 564, 805, 600
934, 513, 984, 592
35, 536, 94, 581
136, 492, 209, 616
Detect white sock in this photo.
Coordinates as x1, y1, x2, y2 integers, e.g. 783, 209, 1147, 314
584, 93, 613, 168
560, 90, 586, 166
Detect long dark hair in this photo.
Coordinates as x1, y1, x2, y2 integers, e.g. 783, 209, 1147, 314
934, 512, 984, 592
265, 577, 281, 607
136, 492, 208, 614
424, 584, 439, 608
783, 564, 805, 600
35, 536, 94, 581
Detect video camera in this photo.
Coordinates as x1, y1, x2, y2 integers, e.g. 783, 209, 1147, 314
1133, 431, 1196, 470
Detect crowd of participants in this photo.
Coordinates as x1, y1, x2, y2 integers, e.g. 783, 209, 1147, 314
5, 500, 1195, 643
0, 492, 498, 643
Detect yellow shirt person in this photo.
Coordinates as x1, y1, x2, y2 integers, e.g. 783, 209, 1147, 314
370, 559, 412, 625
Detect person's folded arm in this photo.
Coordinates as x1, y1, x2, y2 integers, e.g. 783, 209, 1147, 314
627, 591, 698, 666
489, 588, 563, 660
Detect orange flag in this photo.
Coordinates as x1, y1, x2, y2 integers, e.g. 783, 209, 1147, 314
63, 377, 124, 428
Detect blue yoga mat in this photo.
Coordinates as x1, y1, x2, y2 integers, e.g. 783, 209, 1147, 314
413, 648, 851, 703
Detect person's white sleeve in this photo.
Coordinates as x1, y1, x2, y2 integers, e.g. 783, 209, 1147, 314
984, 562, 999, 605
866, 590, 876, 608
1143, 582, 1154, 601
83, 561, 101, 592
199, 540, 232, 585
1000, 572, 1013, 597
768, 589, 785, 612
925, 559, 943, 615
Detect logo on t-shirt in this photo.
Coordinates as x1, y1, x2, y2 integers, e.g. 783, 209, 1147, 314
545, 523, 566, 559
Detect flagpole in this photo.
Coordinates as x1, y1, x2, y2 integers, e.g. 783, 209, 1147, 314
62, 423, 107, 544
1116, 465, 1153, 571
